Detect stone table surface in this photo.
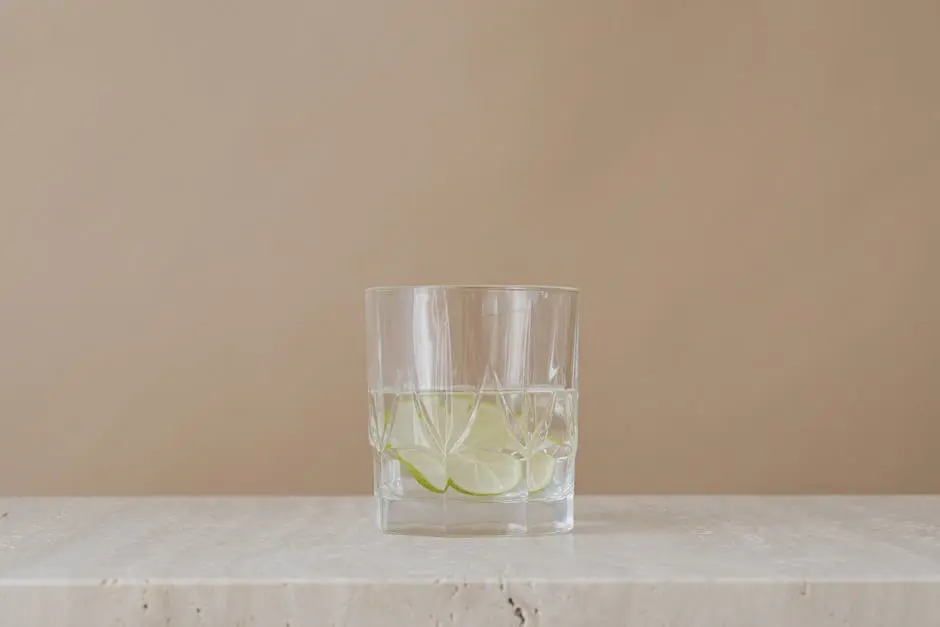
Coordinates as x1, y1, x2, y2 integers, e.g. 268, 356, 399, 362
1, 496, 939, 626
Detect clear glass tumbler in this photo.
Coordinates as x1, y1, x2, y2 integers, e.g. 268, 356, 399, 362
366, 285, 580, 536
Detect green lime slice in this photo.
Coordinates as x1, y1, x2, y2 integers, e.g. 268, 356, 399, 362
395, 448, 448, 493
388, 392, 560, 496
526, 451, 555, 492
389, 395, 512, 452
447, 450, 523, 496
454, 402, 513, 450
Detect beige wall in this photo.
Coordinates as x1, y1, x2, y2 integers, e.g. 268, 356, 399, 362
1, 1, 938, 495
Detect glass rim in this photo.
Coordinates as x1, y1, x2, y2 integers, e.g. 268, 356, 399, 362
365, 284, 579, 294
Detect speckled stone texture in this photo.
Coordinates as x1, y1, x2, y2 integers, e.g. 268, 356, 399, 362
1, 497, 939, 626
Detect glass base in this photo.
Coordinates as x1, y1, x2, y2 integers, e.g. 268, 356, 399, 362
377, 493, 574, 536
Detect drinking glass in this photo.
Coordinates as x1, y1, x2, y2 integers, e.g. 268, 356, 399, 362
365, 285, 580, 535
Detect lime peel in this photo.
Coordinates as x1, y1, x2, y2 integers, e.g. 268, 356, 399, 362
526, 451, 556, 493
395, 448, 448, 493
447, 450, 523, 496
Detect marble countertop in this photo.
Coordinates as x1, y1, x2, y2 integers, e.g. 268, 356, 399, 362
1, 496, 939, 626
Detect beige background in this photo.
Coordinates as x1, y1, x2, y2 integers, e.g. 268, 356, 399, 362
1, 1, 938, 495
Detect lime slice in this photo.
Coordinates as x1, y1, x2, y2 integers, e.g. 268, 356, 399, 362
389, 394, 512, 452
388, 392, 555, 496
395, 448, 448, 493
527, 451, 555, 492
448, 450, 522, 496
455, 402, 513, 450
